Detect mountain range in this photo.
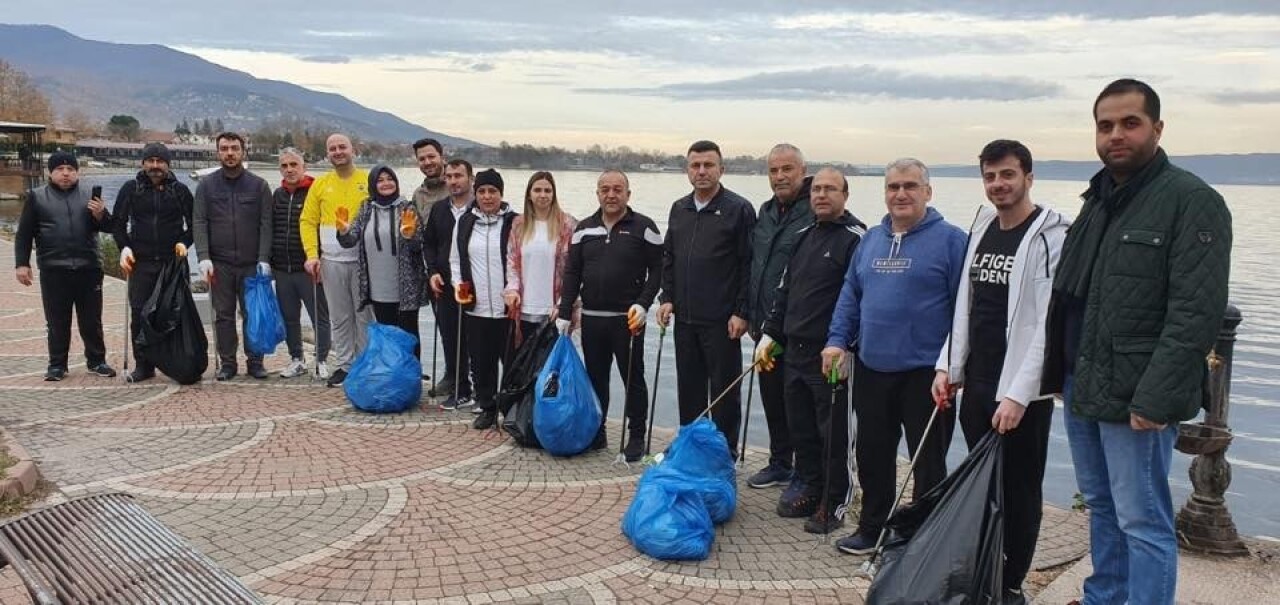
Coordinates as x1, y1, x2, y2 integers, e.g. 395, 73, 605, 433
0, 24, 477, 146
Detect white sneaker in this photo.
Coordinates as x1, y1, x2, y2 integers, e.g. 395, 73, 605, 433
279, 358, 307, 378
315, 361, 331, 380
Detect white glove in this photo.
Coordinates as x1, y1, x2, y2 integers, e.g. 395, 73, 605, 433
627, 304, 646, 332
119, 247, 135, 271
257, 262, 272, 276
555, 318, 572, 335
199, 260, 214, 281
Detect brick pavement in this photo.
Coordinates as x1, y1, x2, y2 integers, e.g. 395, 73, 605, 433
0, 244, 1087, 604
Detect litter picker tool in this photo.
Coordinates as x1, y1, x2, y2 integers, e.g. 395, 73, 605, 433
697, 360, 762, 421
614, 329, 638, 467
737, 340, 781, 468
644, 324, 666, 457
816, 363, 840, 546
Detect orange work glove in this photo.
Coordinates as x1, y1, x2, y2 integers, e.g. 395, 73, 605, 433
454, 281, 475, 305
400, 208, 418, 238
334, 206, 351, 233
174, 243, 187, 258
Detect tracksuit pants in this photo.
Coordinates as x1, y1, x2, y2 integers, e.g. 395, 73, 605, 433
673, 320, 742, 455
126, 260, 166, 372
322, 259, 370, 371
852, 357, 955, 536
581, 314, 648, 434
40, 267, 107, 370
784, 339, 853, 512
274, 269, 330, 362
467, 315, 512, 411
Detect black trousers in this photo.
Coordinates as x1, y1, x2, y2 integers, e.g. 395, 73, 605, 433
433, 294, 471, 396
673, 321, 742, 454
466, 315, 511, 410
960, 375, 1054, 590
852, 357, 955, 536
39, 267, 106, 370
758, 354, 793, 468
275, 270, 330, 362
210, 262, 263, 370
784, 340, 852, 510
581, 315, 648, 434
126, 260, 166, 372
371, 302, 421, 361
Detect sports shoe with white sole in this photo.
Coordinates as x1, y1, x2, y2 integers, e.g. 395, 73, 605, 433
279, 358, 307, 378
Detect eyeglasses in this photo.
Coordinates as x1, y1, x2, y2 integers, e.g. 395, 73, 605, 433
885, 182, 924, 193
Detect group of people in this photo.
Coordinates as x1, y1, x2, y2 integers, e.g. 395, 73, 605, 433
14, 78, 1231, 605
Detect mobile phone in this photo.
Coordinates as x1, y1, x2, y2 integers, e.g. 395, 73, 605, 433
91, 185, 102, 199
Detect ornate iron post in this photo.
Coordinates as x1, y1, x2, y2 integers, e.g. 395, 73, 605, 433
1175, 303, 1248, 555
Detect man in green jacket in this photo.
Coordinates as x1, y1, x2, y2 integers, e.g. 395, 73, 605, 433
1042, 79, 1232, 605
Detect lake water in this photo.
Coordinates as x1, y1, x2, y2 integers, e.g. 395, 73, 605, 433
11, 165, 1277, 538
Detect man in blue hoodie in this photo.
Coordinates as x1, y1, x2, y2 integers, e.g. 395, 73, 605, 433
821, 158, 966, 556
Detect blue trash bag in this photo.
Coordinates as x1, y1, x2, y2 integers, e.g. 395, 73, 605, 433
620, 474, 715, 561
662, 418, 738, 523
244, 273, 286, 356
344, 323, 422, 413
533, 335, 603, 456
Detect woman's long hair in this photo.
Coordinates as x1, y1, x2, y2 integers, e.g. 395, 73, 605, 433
519, 171, 565, 243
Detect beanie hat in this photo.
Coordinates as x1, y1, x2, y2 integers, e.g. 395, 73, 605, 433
47, 151, 78, 172
473, 168, 504, 195
141, 142, 173, 164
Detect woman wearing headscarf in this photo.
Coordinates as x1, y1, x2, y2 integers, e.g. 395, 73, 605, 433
336, 164, 429, 359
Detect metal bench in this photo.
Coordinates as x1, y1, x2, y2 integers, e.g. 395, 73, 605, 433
0, 492, 261, 604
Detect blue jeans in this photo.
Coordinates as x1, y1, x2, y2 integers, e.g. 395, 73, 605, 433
1063, 376, 1179, 605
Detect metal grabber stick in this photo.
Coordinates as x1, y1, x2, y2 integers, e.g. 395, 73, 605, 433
312, 269, 322, 381
430, 297, 440, 395
613, 328, 638, 467
122, 270, 131, 381
698, 361, 761, 421
816, 363, 840, 546
736, 341, 779, 469
644, 324, 666, 457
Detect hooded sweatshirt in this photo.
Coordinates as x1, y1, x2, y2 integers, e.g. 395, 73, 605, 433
826, 207, 967, 372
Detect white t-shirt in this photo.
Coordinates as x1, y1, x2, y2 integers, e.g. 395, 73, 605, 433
520, 226, 557, 317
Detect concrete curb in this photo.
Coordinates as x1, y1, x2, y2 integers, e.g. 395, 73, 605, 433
0, 429, 41, 500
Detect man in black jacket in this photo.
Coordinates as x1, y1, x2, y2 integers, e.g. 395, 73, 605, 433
557, 169, 663, 461
746, 143, 815, 493
269, 147, 330, 379
657, 140, 756, 454
193, 132, 273, 380
757, 167, 865, 535
14, 151, 116, 381
424, 158, 475, 408
113, 143, 194, 382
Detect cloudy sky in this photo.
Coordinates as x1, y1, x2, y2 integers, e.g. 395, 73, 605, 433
8, 1, 1280, 163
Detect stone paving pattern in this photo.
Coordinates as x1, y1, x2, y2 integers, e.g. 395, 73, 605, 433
0, 246, 1087, 603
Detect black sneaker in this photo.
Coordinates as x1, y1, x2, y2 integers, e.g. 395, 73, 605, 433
472, 409, 497, 430
623, 431, 646, 462
326, 368, 348, 388
44, 367, 67, 381
1002, 588, 1028, 605
247, 364, 268, 380
440, 394, 471, 411
215, 366, 237, 381
776, 482, 819, 518
835, 531, 878, 556
747, 461, 793, 489
590, 427, 607, 451
803, 503, 845, 535
428, 376, 455, 398
126, 368, 155, 383
87, 362, 117, 378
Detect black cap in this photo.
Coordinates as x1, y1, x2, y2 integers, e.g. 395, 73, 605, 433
141, 142, 173, 164
47, 151, 78, 172
473, 168, 503, 195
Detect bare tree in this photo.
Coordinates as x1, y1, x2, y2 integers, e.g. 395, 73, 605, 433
0, 59, 54, 125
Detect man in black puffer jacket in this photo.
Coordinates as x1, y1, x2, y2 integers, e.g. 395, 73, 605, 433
269, 148, 330, 379
113, 143, 194, 382
15, 151, 116, 381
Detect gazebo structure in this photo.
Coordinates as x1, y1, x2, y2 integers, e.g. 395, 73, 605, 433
0, 121, 46, 198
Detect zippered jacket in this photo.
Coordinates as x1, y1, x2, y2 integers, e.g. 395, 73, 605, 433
112, 171, 194, 262
762, 211, 865, 345
15, 183, 109, 271
748, 176, 813, 333
936, 205, 1069, 407
659, 186, 756, 325
269, 176, 314, 273
451, 203, 517, 318
192, 167, 272, 267
559, 207, 663, 317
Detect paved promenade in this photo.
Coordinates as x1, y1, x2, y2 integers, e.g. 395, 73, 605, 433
0, 247, 1088, 604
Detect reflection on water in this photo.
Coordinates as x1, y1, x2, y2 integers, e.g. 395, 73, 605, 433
5, 167, 1278, 536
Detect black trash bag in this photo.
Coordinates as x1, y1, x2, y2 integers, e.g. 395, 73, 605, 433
137, 257, 208, 385
867, 430, 1004, 605
496, 321, 559, 447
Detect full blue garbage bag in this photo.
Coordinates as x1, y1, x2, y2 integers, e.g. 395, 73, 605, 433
620, 475, 714, 561
244, 273, 286, 356
533, 336, 602, 456
344, 323, 422, 413
662, 419, 737, 523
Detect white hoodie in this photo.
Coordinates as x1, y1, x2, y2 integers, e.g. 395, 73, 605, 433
936, 205, 1070, 407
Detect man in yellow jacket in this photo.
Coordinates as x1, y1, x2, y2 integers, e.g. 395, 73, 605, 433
301, 133, 370, 386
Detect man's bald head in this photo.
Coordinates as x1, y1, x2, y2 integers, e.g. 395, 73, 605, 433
326, 133, 355, 168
